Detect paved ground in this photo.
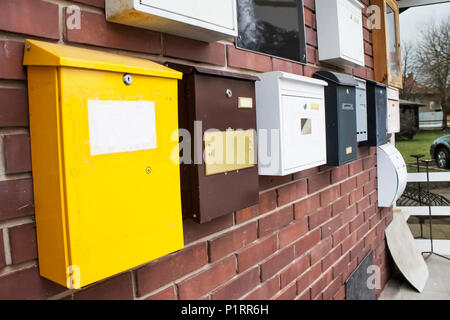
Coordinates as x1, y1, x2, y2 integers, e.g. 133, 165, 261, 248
379, 255, 450, 300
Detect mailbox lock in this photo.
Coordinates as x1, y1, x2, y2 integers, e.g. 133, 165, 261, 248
146, 167, 152, 174
225, 89, 233, 98
123, 73, 133, 86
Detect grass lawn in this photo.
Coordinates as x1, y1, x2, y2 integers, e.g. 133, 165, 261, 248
396, 129, 450, 172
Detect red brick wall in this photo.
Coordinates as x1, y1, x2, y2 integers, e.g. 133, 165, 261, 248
0, 0, 393, 300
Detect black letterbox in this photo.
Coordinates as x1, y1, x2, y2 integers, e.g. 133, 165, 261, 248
313, 71, 358, 166
166, 63, 260, 224
361, 79, 388, 146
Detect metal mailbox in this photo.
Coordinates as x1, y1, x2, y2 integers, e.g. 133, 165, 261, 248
361, 79, 388, 147
377, 143, 407, 207
23, 40, 184, 289
313, 71, 358, 166
387, 86, 401, 133
166, 63, 259, 224
255, 71, 328, 176
106, 0, 238, 42
355, 78, 368, 142
315, 0, 365, 68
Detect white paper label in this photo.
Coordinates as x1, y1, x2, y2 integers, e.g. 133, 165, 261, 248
88, 100, 157, 156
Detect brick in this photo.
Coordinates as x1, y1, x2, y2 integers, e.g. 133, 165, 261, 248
307, 171, 331, 193
331, 165, 349, 184
321, 214, 344, 239
258, 191, 277, 214
348, 160, 363, 176
277, 183, 297, 207
0, 178, 34, 222
73, 272, 133, 300
72, 0, 105, 8
136, 242, 207, 296
0, 231, 5, 268
296, 289, 311, 300
9, 223, 37, 264
261, 246, 295, 281
0, 266, 65, 299
235, 204, 259, 224
311, 269, 332, 299
333, 225, 350, 247
305, 27, 317, 46
340, 177, 357, 195
0, 88, 29, 127
350, 240, 365, 261
183, 213, 233, 245
322, 245, 342, 271
65, 9, 161, 55
353, 67, 367, 78
177, 256, 236, 300
306, 46, 317, 64
332, 253, 351, 278
0, 0, 59, 39
357, 196, 371, 213
294, 194, 320, 219
342, 232, 358, 253
323, 274, 343, 300
280, 255, 310, 288
0, 41, 26, 80
349, 187, 364, 205
320, 186, 340, 206
332, 196, 349, 216
304, 65, 319, 78
279, 218, 308, 248
296, 263, 321, 294
144, 286, 176, 300
208, 222, 257, 262
258, 206, 293, 237
211, 267, 259, 300
164, 34, 225, 66
364, 179, 377, 196
357, 221, 370, 240
364, 228, 377, 249
304, 8, 315, 28
308, 205, 332, 230
244, 276, 280, 300
310, 237, 332, 265
275, 282, 296, 300
342, 204, 357, 225
303, 0, 315, 10
227, 45, 272, 72
369, 167, 377, 181
237, 235, 277, 272
334, 285, 346, 300
293, 167, 319, 180
272, 58, 303, 75
3, 134, 32, 174
259, 175, 292, 192
356, 172, 370, 187
350, 214, 364, 233
294, 229, 320, 257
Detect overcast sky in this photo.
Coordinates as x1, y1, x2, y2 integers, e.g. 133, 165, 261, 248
399, 2, 450, 45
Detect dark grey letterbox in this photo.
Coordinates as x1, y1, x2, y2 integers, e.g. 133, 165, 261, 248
313, 71, 358, 166
361, 79, 388, 147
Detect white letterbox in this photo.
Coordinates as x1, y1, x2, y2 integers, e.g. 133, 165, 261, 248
255, 71, 328, 176
355, 78, 368, 142
387, 87, 400, 133
315, 0, 365, 68
106, 0, 238, 42
377, 143, 407, 207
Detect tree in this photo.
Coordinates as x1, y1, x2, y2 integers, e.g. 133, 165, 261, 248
414, 19, 450, 129
401, 41, 418, 100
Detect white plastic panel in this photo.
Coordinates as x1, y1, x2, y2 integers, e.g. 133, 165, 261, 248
387, 87, 400, 133
355, 78, 368, 142
106, 0, 238, 42
255, 71, 327, 176
377, 143, 407, 207
315, 0, 365, 68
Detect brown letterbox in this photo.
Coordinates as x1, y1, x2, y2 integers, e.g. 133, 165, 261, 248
166, 63, 259, 223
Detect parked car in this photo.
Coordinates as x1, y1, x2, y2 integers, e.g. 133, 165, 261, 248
430, 134, 450, 169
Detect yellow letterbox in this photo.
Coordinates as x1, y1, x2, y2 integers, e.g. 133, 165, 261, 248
23, 40, 184, 289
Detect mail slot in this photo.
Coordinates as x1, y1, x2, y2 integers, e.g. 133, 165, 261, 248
23, 40, 184, 289
313, 71, 358, 166
255, 71, 328, 176
355, 77, 368, 142
387, 86, 400, 133
361, 79, 388, 146
377, 143, 407, 207
165, 63, 259, 224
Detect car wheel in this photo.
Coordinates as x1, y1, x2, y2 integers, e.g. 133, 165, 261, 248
436, 147, 450, 169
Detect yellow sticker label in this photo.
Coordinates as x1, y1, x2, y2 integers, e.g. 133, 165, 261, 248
311, 103, 320, 110
346, 147, 352, 154
354, 17, 360, 24
238, 97, 253, 109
